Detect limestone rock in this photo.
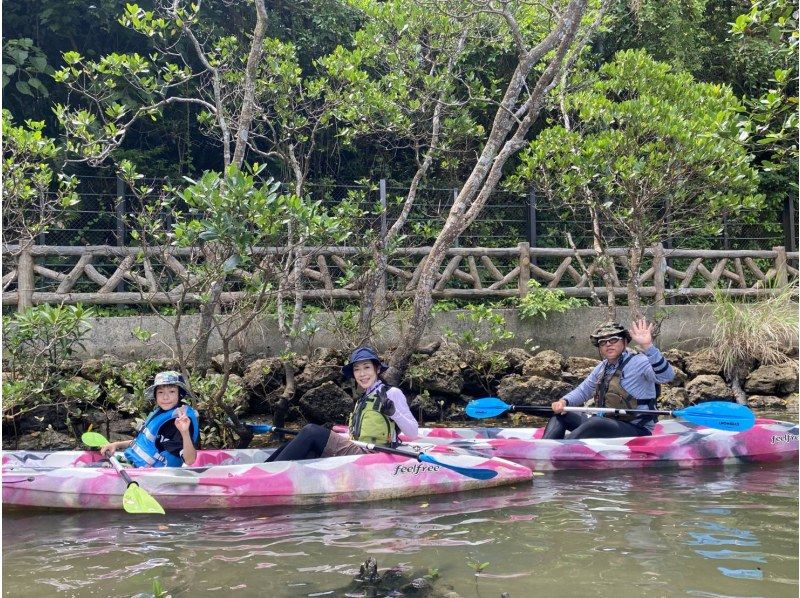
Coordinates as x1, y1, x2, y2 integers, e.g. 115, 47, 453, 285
665, 366, 688, 388
295, 358, 345, 395
404, 349, 464, 397
746, 395, 787, 410
662, 348, 689, 372
683, 349, 722, 377
659, 386, 688, 410
522, 349, 565, 380
297, 381, 354, 425
685, 374, 735, 403
503, 348, 532, 374
784, 392, 798, 412
78, 356, 124, 383
14, 427, 75, 451
563, 356, 599, 384
409, 392, 444, 423
242, 357, 285, 395
211, 351, 246, 376
497, 374, 573, 406
745, 362, 799, 395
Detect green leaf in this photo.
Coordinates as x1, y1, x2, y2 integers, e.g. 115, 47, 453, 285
15, 80, 32, 95
222, 254, 240, 272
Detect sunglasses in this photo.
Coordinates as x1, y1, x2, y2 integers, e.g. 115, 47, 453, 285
597, 336, 623, 347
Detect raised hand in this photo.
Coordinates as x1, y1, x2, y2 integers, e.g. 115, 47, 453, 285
175, 408, 191, 434
629, 319, 654, 350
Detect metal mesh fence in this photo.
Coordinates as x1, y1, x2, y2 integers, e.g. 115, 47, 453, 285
29, 175, 796, 252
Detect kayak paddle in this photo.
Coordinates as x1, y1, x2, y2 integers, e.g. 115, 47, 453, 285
81, 431, 165, 515
465, 397, 756, 432
246, 422, 498, 480
245, 422, 298, 435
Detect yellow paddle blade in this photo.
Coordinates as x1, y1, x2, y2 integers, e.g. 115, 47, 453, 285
81, 431, 109, 447
123, 483, 165, 515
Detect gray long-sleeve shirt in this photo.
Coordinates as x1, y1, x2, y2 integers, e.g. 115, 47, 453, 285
563, 346, 675, 408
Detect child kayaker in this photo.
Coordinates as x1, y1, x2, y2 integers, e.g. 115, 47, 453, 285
99, 370, 200, 466
542, 319, 675, 440
267, 347, 418, 461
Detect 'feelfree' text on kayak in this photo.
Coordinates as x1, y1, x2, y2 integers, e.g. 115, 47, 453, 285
771, 433, 798, 444
393, 463, 440, 475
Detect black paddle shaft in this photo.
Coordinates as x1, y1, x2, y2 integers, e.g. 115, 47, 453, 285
362, 443, 421, 462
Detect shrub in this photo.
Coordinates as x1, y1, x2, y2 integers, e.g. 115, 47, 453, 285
711, 284, 798, 402
517, 279, 586, 320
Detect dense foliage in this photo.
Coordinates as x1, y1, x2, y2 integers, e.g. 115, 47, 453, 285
2, 0, 796, 202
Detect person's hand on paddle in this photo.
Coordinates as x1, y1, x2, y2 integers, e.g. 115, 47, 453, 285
551, 398, 568, 414
100, 440, 130, 458
629, 319, 654, 351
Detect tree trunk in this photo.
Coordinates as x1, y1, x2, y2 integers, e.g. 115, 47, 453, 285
384, 0, 589, 384
231, 0, 268, 168
730, 374, 748, 405
191, 278, 224, 375
627, 245, 643, 321
589, 206, 616, 320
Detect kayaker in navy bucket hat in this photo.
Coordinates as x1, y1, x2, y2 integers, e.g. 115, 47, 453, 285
267, 346, 418, 461
99, 370, 200, 467
341, 346, 388, 380
542, 319, 675, 440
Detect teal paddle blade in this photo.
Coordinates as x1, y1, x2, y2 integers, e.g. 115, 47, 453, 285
245, 423, 274, 434
465, 397, 510, 419
674, 401, 756, 432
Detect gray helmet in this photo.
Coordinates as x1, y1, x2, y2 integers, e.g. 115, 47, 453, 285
145, 370, 192, 400
589, 321, 631, 347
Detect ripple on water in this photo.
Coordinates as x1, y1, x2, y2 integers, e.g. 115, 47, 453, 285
2, 463, 797, 597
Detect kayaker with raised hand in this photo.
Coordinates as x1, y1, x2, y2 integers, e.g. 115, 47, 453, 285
99, 370, 200, 467
267, 347, 418, 461
542, 319, 675, 440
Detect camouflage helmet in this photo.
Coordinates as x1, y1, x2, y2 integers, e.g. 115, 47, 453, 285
589, 321, 631, 347
145, 370, 192, 400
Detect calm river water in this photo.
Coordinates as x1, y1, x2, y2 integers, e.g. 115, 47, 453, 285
2, 462, 797, 598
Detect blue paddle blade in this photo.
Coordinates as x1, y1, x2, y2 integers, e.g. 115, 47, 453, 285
465, 397, 511, 419
418, 453, 498, 480
675, 401, 756, 432
245, 423, 274, 434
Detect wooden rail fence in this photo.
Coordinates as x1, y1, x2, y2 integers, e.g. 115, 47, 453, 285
2, 243, 797, 311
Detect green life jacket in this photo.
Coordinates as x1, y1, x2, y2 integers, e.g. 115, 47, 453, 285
596, 354, 658, 424
348, 384, 397, 445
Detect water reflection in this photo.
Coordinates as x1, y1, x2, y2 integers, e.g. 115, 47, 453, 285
3, 463, 797, 597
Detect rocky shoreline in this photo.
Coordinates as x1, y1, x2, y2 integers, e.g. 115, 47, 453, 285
4, 344, 798, 451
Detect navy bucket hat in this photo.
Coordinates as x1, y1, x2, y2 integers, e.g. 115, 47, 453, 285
342, 347, 389, 379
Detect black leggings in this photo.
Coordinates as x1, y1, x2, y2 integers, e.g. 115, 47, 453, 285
542, 412, 651, 440
266, 424, 332, 462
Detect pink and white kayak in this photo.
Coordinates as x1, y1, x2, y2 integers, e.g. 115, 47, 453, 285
363, 418, 799, 471
1, 445, 532, 510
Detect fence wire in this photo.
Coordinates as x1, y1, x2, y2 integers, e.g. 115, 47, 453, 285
27, 175, 796, 252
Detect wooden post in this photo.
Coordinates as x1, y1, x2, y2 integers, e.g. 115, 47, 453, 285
652, 243, 666, 308
17, 244, 34, 311
774, 245, 788, 287
518, 242, 530, 296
